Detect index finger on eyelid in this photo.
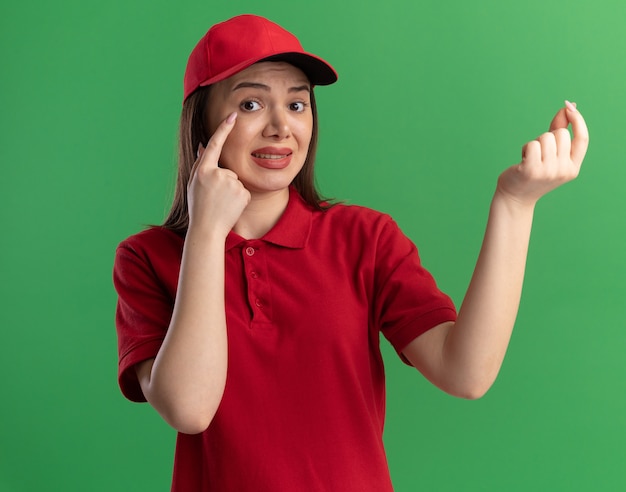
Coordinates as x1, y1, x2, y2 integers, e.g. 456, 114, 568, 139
203, 112, 238, 167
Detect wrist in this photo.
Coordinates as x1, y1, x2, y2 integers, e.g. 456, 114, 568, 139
491, 188, 536, 222
493, 185, 537, 212
185, 223, 230, 248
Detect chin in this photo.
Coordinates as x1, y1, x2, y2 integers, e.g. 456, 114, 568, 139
244, 179, 294, 195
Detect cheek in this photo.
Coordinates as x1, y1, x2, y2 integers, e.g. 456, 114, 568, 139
295, 119, 313, 151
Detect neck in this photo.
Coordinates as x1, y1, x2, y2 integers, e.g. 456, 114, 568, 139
232, 188, 290, 240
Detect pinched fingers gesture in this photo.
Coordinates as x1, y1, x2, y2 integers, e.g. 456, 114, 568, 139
497, 101, 589, 206
187, 112, 251, 234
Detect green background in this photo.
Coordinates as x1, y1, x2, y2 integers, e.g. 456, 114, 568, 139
1, 0, 624, 490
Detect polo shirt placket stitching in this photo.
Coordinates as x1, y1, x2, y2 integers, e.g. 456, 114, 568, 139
242, 240, 273, 329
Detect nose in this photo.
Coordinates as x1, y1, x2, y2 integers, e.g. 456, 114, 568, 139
262, 107, 290, 140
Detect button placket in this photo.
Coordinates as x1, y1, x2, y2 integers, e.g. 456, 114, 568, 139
241, 242, 272, 325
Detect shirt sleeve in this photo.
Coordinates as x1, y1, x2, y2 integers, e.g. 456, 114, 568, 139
373, 216, 457, 363
113, 234, 177, 402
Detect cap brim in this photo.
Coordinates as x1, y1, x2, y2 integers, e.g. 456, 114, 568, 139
199, 51, 338, 89
261, 52, 338, 86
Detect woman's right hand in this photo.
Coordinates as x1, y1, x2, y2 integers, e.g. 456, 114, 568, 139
137, 114, 245, 434
187, 112, 251, 236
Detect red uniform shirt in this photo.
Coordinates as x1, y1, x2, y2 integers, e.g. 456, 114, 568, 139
114, 188, 457, 491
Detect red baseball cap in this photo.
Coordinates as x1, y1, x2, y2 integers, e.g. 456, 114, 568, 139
183, 14, 338, 102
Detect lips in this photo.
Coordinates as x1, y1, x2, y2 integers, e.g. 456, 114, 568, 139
250, 147, 293, 169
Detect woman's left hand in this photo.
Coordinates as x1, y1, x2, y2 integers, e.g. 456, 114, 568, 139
496, 101, 589, 207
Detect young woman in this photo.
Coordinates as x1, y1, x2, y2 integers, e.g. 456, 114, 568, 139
113, 14, 589, 491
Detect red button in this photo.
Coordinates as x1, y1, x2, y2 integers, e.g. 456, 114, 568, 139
255, 299, 262, 308
250, 271, 259, 279
245, 247, 255, 256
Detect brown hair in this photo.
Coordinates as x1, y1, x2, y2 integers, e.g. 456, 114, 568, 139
162, 84, 331, 235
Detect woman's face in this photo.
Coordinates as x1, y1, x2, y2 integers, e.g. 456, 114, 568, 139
206, 61, 313, 197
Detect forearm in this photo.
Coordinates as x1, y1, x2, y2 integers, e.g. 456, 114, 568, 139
144, 228, 229, 434
443, 190, 535, 395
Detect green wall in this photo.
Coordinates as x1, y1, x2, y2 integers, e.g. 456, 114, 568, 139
1, 0, 624, 490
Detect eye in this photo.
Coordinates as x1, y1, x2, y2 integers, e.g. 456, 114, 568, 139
240, 100, 262, 112
289, 102, 307, 112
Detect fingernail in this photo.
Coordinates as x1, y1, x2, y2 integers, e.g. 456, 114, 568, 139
565, 100, 577, 112
226, 112, 237, 124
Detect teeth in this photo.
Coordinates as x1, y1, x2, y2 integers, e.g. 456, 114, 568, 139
252, 153, 288, 159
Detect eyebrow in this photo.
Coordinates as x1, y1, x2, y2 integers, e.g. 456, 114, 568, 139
232, 82, 311, 93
